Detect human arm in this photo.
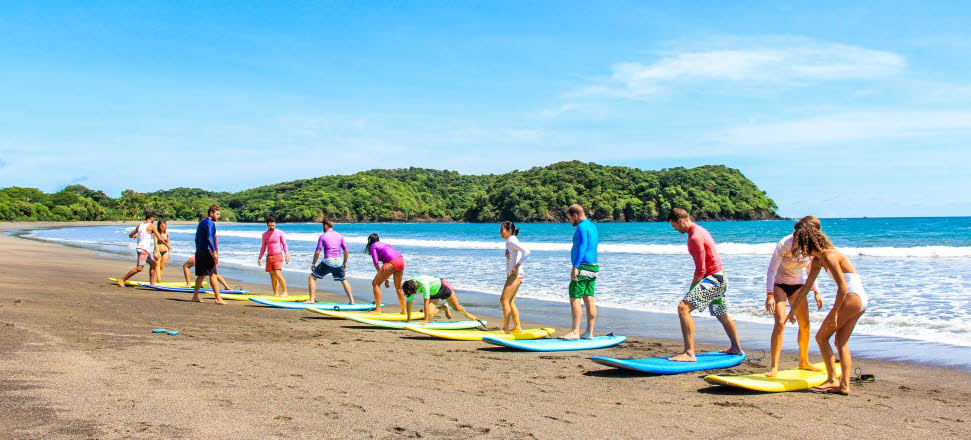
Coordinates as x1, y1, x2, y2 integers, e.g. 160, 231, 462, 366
129, 225, 139, 238
765, 242, 784, 312
258, 233, 267, 263
422, 298, 430, 325
508, 237, 530, 276
786, 260, 823, 323
687, 234, 706, 285
342, 248, 348, 269
311, 251, 320, 268
281, 233, 289, 264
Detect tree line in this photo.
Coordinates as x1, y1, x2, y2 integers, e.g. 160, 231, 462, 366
0, 161, 778, 222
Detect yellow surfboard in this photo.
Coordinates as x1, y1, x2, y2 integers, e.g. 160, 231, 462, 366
209, 293, 310, 302
306, 309, 426, 321
108, 278, 207, 287
404, 326, 555, 341
704, 362, 841, 392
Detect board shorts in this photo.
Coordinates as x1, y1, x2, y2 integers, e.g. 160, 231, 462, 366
569, 264, 598, 298
136, 249, 154, 266
265, 253, 284, 271
684, 272, 728, 317
194, 250, 217, 277
312, 258, 346, 281
430, 278, 454, 300
383, 257, 405, 273
775, 283, 802, 297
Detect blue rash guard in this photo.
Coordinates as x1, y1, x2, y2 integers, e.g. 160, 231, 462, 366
195, 217, 216, 253
571, 218, 599, 267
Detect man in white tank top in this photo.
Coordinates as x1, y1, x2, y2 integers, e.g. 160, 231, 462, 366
116, 210, 167, 287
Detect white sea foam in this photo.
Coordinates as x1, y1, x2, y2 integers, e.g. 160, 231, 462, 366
167, 228, 971, 258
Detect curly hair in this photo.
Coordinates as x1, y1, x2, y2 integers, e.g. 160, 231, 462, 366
794, 215, 821, 231
792, 226, 834, 258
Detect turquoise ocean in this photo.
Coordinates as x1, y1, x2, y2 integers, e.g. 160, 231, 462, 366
21, 217, 971, 367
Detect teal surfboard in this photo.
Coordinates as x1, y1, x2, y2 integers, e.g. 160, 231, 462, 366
482, 335, 626, 352
249, 297, 378, 311
591, 352, 745, 374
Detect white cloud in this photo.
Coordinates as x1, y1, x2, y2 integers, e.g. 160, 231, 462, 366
722, 111, 971, 145
575, 39, 906, 99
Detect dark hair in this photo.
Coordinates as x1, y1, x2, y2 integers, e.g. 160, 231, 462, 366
364, 233, 380, 255
266, 217, 276, 224
794, 215, 821, 231
500, 221, 519, 236
321, 218, 334, 228
792, 227, 834, 258
566, 204, 585, 217
402, 280, 417, 297
207, 204, 220, 214
144, 209, 155, 219
667, 208, 691, 222
157, 218, 167, 229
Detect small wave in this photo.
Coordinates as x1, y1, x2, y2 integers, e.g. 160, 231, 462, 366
167, 228, 971, 258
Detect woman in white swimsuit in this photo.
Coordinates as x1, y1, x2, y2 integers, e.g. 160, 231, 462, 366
787, 226, 869, 396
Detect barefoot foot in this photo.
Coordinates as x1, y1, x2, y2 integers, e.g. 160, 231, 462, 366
799, 363, 823, 371
580, 332, 594, 339
561, 332, 580, 340
668, 352, 697, 362
720, 347, 745, 356
765, 368, 779, 378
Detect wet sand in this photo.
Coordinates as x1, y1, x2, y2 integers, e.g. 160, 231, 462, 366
1, 222, 969, 439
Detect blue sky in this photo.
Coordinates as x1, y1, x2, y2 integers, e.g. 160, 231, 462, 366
1, 1, 970, 218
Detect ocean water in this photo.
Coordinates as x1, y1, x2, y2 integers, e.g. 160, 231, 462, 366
22, 217, 971, 350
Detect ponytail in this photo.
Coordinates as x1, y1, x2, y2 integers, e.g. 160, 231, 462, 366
500, 221, 520, 236
364, 233, 380, 255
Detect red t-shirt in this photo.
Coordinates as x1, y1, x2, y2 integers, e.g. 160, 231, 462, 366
687, 224, 723, 278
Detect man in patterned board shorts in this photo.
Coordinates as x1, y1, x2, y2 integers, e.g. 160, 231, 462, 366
667, 208, 744, 362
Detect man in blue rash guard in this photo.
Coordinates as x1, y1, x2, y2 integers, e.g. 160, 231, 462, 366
564, 204, 599, 339
191, 204, 225, 305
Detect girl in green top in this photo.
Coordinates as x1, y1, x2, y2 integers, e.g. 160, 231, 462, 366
401, 275, 478, 325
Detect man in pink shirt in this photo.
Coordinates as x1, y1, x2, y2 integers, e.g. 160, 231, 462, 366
667, 208, 743, 362
258, 217, 290, 297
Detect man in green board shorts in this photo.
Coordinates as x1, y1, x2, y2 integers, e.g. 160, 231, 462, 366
564, 204, 599, 339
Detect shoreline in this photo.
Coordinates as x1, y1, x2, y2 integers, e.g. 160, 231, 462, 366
2, 222, 970, 438
10, 222, 971, 370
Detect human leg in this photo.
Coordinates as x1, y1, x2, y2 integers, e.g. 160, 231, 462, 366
669, 300, 697, 362
791, 293, 820, 370
274, 269, 288, 296
767, 288, 789, 376
563, 297, 583, 339
500, 276, 522, 332
393, 269, 406, 314
341, 280, 354, 303
445, 294, 477, 321
370, 265, 394, 313
581, 295, 596, 339
305, 274, 318, 303
814, 294, 864, 394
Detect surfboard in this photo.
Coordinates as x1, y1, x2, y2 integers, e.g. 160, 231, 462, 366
404, 326, 555, 341
139, 284, 250, 295
213, 293, 309, 302
483, 335, 626, 351
248, 297, 379, 311
703, 362, 839, 392
306, 308, 426, 320
591, 351, 746, 374
108, 278, 207, 287
345, 315, 486, 330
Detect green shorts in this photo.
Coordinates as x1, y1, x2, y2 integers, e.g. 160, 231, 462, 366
569, 264, 599, 298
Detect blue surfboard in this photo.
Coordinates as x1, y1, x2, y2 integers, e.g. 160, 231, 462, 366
482, 335, 626, 352
249, 297, 379, 311
591, 351, 745, 374
140, 284, 250, 295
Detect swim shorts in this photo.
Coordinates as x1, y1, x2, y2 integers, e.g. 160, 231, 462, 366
569, 264, 599, 298
684, 273, 728, 316
430, 278, 454, 300
136, 249, 154, 266
194, 250, 217, 277
383, 257, 405, 273
775, 283, 802, 297
265, 253, 284, 271
312, 258, 346, 281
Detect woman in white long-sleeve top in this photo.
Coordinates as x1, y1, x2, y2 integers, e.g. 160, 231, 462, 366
764, 215, 825, 377
500, 221, 530, 333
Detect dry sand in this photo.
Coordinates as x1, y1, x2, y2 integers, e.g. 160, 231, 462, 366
1, 222, 969, 439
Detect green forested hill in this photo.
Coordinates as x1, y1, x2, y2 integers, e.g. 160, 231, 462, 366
0, 162, 778, 222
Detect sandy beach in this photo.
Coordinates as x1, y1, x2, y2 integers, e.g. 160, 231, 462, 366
1, 223, 969, 439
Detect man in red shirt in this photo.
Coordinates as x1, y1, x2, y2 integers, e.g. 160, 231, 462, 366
667, 208, 743, 362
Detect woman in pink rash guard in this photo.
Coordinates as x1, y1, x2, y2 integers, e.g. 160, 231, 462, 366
364, 233, 406, 314
764, 215, 825, 377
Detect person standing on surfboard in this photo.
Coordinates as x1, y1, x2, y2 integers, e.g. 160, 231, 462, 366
191, 204, 225, 304
667, 208, 743, 362
787, 227, 869, 395
365, 234, 406, 314
305, 219, 353, 304
401, 275, 479, 325
500, 221, 529, 334
564, 204, 599, 340
764, 216, 825, 377
116, 210, 167, 288
257, 217, 290, 297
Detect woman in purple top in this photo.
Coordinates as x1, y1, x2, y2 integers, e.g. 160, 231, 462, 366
364, 233, 406, 314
